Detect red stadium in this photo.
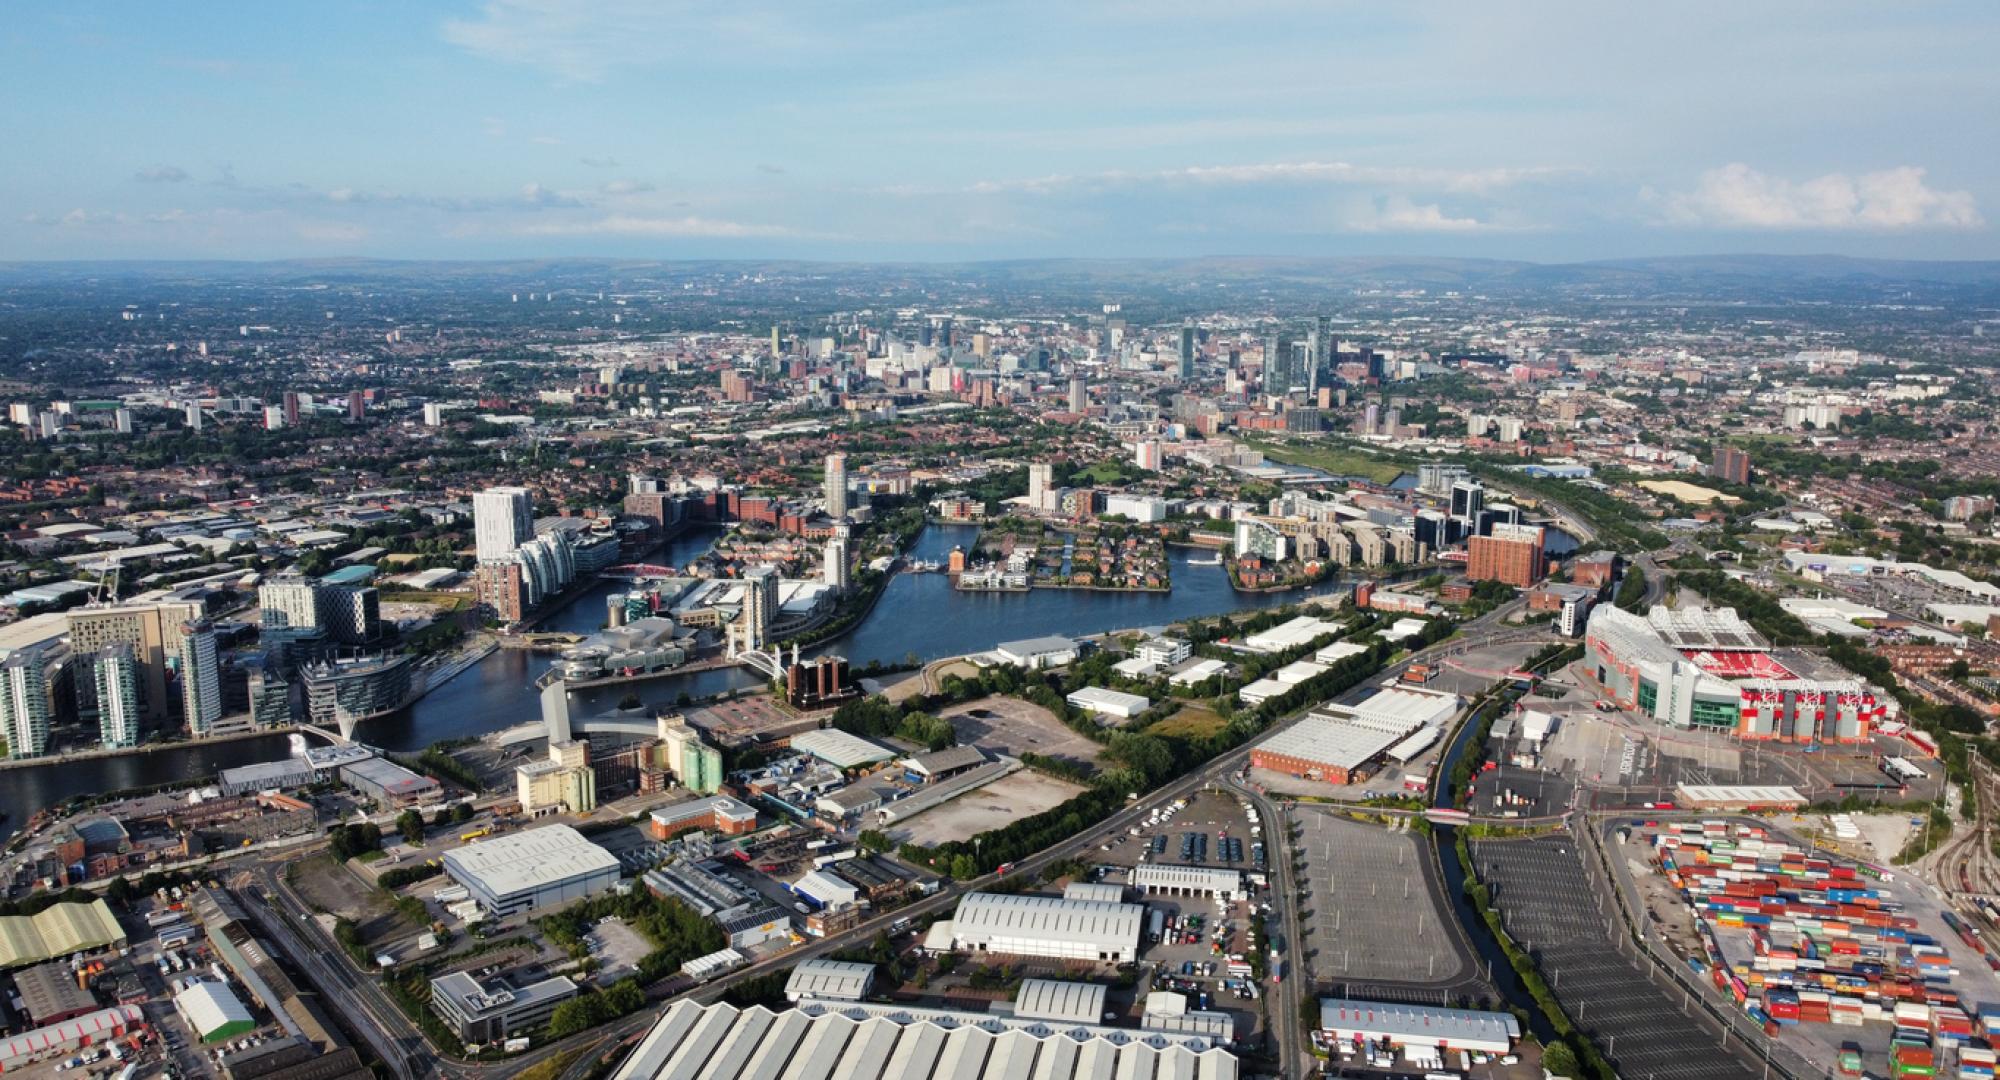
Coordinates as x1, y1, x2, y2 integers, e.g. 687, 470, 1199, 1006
1682, 649, 1795, 680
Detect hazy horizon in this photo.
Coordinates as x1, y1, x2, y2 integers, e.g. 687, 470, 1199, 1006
7, 3, 1997, 263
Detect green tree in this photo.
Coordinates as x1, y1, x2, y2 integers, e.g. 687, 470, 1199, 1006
395, 810, 425, 846
1541, 1041, 1581, 1078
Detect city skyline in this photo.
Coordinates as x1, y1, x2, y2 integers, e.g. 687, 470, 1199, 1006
5, 2, 1997, 262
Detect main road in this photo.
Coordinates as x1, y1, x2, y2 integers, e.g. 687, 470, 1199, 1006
247, 599, 1541, 1080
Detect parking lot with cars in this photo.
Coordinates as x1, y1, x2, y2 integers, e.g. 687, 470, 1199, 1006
1091, 789, 1277, 1050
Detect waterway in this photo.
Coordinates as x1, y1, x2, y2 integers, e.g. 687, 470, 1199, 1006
0, 519, 1571, 835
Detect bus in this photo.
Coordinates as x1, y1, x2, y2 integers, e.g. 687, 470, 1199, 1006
460, 828, 490, 842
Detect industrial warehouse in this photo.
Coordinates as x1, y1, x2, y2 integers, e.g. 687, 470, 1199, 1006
440, 824, 624, 917
1583, 604, 1891, 741
1317, 998, 1522, 1056
610, 999, 1239, 1080
1248, 686, 1460, 785
929, 892, 1146, 963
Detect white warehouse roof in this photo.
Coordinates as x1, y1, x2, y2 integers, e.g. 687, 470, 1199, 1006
1327, 686, 1460, 730
174, 981, 252, 1039
785, 959, 877, 1002
1254, 715, 1414, 775
611, 999, 1239, 1080
1013, 979, 1107, 1024
951, 892, 1144, 951
440, 825, 621, 897
1132, 865, 1245, 897
1066, 687, 1150, 715
1319, 998, 1519, 1054
790, 729, 896, 769
1242, 616, 1337, 654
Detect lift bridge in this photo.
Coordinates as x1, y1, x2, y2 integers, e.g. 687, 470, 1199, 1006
734, 642, 801, 679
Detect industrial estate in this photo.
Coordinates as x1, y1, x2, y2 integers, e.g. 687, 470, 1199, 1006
2, 8, 1999, 1078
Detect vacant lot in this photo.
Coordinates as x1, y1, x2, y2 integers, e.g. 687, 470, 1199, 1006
1243, 438, 1405, 485
940, 695, 1103, 767
1148, 704, 1228, 742
288, 853, 415, 946
883, 770, 1086, 847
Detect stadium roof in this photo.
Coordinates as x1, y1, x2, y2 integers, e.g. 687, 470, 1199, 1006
1646, 605, 1769, 653
610, 1000, 1238, 1080
440, 825, 621, 898
0, 900, 126, 970
1319, 998, 1520, 1052
790, 729, 896, 769
785, 959, 876, 1002
1013, 979, 1107, 1024
951, 893, 1144, 951
1255, 715, 1412, 773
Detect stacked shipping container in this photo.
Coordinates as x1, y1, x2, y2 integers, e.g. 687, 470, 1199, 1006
1650, 820, 1989, 1078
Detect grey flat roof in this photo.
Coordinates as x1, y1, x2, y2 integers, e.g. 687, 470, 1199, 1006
790, 729, 895, 768
1254, 715, 1411, 773
441, 825, 621, 898
1318, 998, 1520, 1050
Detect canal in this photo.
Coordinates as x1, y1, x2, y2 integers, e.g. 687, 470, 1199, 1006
1430, 679, 1558, 1040
0, 519, 1569, 834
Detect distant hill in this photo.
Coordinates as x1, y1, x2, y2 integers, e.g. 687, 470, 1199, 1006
3, 253, 1998, 295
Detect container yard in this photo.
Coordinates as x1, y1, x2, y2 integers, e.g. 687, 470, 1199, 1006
1643, 819, 2000, 1079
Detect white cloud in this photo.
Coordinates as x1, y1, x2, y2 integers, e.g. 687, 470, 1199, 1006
441, 1, 813, 82
519, 214, 794, 238
600, 179, 656, 195
1344, 196, 1489, 233
578, 156, 622, 169
949, 160, 1563, 198
133, 165, 190, 184
1660, 164, 1982, 230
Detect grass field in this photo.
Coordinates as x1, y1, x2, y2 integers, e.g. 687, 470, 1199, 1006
1244, 438, 1406, 485
1149, 704, 1229, 741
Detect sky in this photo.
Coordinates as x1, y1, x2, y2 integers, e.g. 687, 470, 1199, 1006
4, 2, 1997, 263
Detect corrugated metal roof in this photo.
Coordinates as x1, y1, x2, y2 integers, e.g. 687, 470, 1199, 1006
1013, 979, 1106, 1024
1317, 998, 1520, 1051
613, 1001, 1239, 1080
791, 729, 896, 768
785, 959, 876, 1002
951, 893, 1144, 951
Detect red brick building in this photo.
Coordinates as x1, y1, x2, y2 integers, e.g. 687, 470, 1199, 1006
1467, 524, 1547, 588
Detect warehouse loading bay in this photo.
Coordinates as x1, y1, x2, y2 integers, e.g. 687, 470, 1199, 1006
1092, 789, 1276, 1049
1610, 819, 2000, 1080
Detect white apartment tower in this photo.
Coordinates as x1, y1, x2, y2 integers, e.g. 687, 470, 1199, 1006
179, 620, 224, 737
824, 453, 849, 519
93, 644, 142, 749
473, 486, 535, 563
1027, 463, 1054, 512
0, 650, 50, 759
823, 537, 850, 592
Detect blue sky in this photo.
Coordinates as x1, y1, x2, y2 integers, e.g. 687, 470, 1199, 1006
4, 2, 1997, 262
